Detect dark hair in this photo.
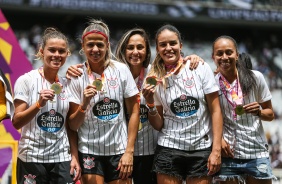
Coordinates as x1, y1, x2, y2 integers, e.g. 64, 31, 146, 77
147, 24, 183, 88
115, 28, 151, 68
212, 36, 256, 95
239, 52, 252, 70
155, 24, 183, 46
35, 27, 70, 59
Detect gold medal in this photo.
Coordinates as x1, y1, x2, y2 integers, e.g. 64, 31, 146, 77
235, 105, 245, 115
146, 76, 157, 86
138, 122, 142, 130
93, 79, 103, 91
51, 83, 62, 94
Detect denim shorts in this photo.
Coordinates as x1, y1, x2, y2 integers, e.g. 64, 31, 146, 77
214, 157, 276, 183
152, 145, 211, 180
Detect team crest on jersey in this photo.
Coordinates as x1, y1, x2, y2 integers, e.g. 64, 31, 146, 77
170, 94, 199, 118
83, 156, 95, 169
93, 97, 121, 121
24, 174, 36, 184
107, 77, 119, 89
183, 77, 194, 88
37, 109, 64, 133
58, 90, 67, 100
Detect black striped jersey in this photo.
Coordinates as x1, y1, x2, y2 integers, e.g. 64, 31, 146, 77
14, 69, 71, 163
67, 60, 139, 156
215, 70, 272, 159
154, 61, 219, 151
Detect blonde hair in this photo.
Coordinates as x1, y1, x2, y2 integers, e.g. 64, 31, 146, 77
81, 19, 114, 68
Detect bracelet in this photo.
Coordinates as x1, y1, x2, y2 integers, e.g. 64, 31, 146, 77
36, 101, 42, 109
78, 105, 86, 113
146, 102, 155, 108
149, 110, 158, 116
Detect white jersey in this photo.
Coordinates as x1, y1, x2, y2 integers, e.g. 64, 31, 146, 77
215, 70, 272, 159
154, 61, 219, 151
133, 65, 158, 156
68, 60, 139, 156
14, 69, 71, 163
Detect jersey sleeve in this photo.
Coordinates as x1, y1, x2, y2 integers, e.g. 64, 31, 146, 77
253, 70, 272, 103
14, 74, 32, 103
200, 62, 219, 94
121, 64, 139, 98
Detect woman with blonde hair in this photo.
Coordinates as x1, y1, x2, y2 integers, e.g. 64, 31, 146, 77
67, 19, 140, 184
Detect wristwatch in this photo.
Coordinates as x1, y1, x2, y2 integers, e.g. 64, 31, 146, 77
146, 104, 157, 112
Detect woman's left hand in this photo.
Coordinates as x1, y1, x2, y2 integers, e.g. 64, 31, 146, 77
207, 150, 221, 175
183, 54, 205, 70
117, 152, 133, 180
243, 102, 260, 115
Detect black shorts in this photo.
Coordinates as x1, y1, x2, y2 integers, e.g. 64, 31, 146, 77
152, 145, 211, 180
132, 155, 157, 184
79, 152, 127, 183
16, 158, 73, 184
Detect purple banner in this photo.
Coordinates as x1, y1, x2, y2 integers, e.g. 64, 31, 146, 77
0, 9, 32, 179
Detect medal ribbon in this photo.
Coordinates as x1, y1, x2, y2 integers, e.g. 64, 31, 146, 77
219, 72, 243, 119
86, 61, 107, 92
162, 58, 183, 79
38, 66, 62, 88
136, 67, 145, 105
148, 57, 184, 85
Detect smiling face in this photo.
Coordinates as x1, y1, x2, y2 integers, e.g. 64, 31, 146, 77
41, 38, 68, 70
82, 33, 109, 64
125, 34, 146, 67
212, 38, 239, 76
156, 29, 182, 65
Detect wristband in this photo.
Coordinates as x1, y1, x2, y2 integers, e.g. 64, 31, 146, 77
36, 101, 43, 109
78, 105, 86, 113
146, 104, 157, 112
146, 102, 155, 108
149, 110, 158, 116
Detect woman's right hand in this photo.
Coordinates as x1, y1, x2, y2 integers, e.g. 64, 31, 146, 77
221, 138, 234, 158
142, 84, 156, 104
81, 85, 97, 108
38, 89, 55, 107
66, 64, 84, 79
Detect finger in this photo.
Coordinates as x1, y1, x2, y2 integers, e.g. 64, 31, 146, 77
227, 148, 234, 158
73, 168, 81, 181
66, 73, 71, 80
207, 164, 216, 175
119, 166, 126, 179
125, 165, 132, 179
221, 149, 228, 157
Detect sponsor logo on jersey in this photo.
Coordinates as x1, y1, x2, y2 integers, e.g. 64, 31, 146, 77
24, 174, 36, 184
93, 97, 121, 121
140, 104, 149, 124
107, 77, 119, 89
170, 94, 199, 117
83, 156, 95, 169
37, 109, 64, 132
183, 77, 194, 88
